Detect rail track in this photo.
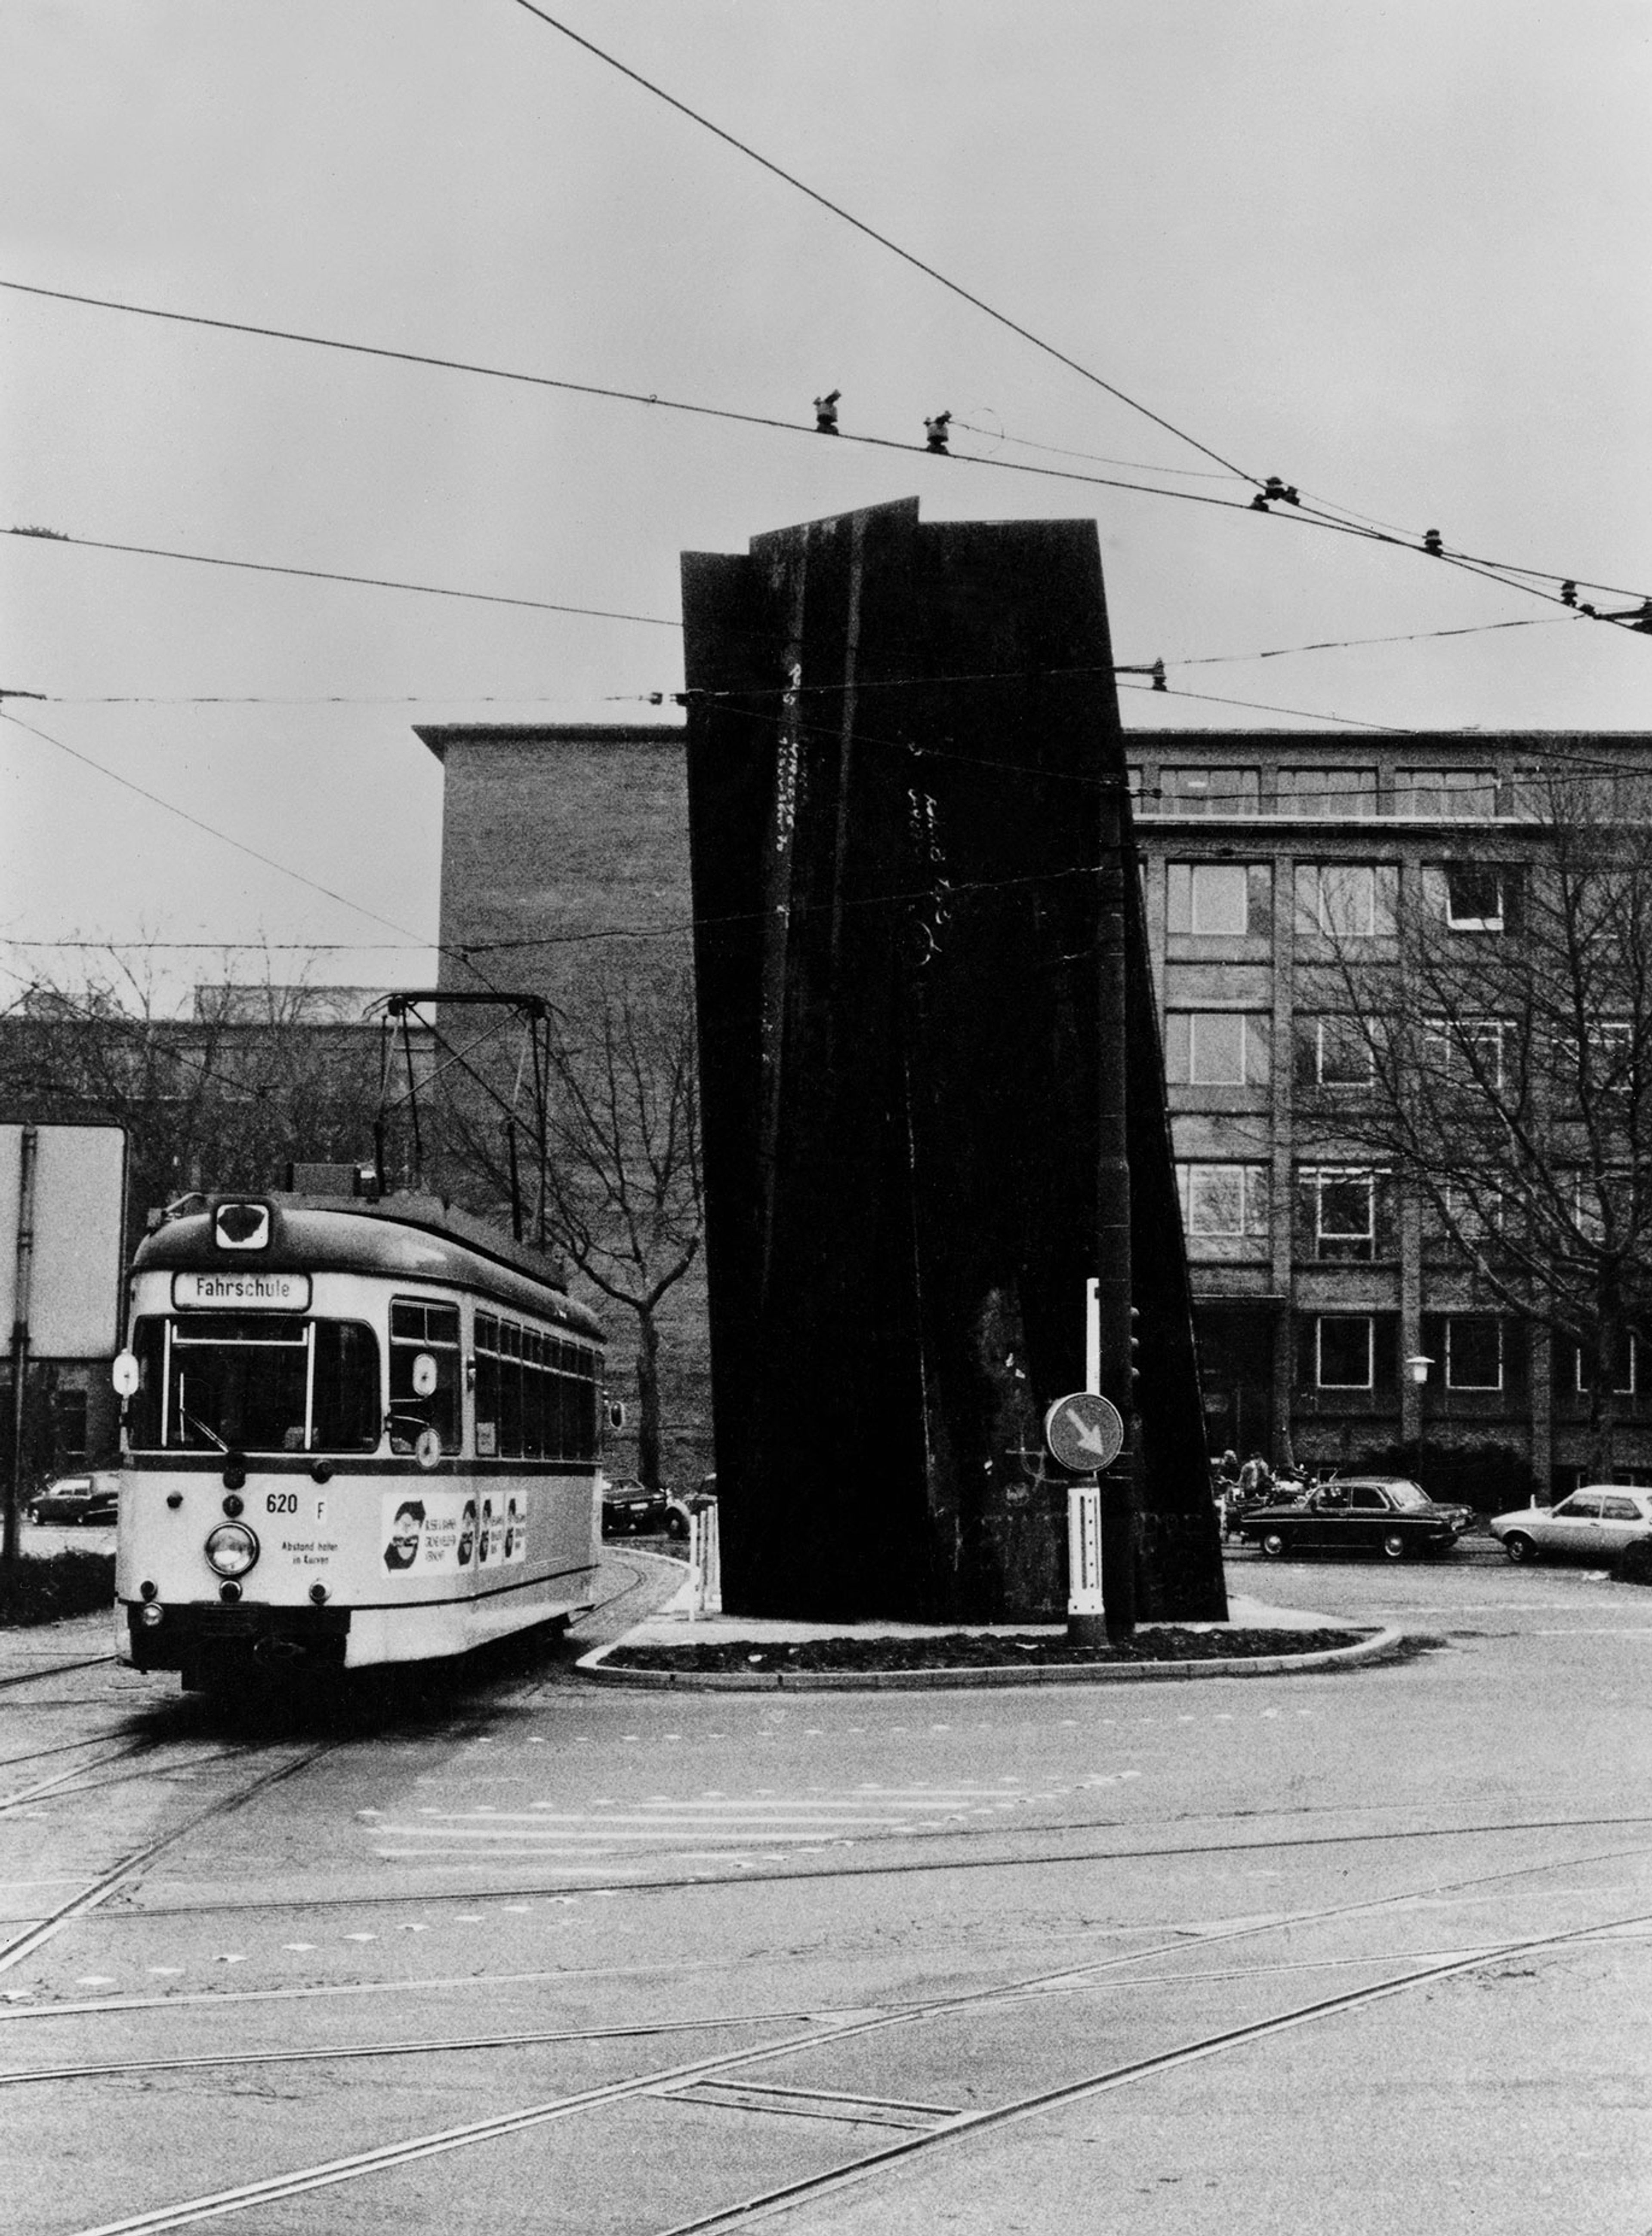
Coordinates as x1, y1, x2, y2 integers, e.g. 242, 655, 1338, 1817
36, 1840, 1650, 2236
9, 1552, 1641, 2233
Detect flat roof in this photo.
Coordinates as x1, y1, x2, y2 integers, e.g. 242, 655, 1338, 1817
417, 721, 686, 762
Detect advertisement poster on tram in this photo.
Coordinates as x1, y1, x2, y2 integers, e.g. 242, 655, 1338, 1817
475, 1492, 529, 1570
380, 1491, 481, 1576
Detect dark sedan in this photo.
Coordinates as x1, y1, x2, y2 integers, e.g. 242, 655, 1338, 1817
601, 1478, 673, 1536
28, 1472, 121, 1526
1238, 1476, 1467, 1561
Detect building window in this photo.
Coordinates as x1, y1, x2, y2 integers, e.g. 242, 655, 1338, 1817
1429, 1182, 1503, 1247
1422, 1017, 1507, 1090
1274, 767, 1378, 817
1395, 768, 1500, 818
54, 1387, 89, 1460
1164, 1012, 1270, 1087
1159, 766, 1261, 816
1177, 1163, 1270, 1238
1166, 861, 1272, 937
1444, 1315, 1504, 1391
1569, 1333, 1636, 1395
1316, 1316, 1373, 1389
1296, 1014, 1375, 1091
1294, 862, 1398, 939
1298, 1166, 1389, 1261
1424, 862, 1507, 931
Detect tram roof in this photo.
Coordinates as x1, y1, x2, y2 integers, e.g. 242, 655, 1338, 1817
133, 1192, 604, 1340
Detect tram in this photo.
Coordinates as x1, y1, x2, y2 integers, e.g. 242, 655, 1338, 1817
113, 1190, 606, 1690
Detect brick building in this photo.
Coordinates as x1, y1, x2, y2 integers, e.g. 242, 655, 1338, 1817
418, 722, 708, 1488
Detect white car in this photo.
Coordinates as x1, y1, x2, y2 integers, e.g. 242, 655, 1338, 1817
1489, 1486, 1652, 1565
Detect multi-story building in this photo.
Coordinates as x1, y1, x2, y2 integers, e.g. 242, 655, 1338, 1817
1133, 730, 1652, 1497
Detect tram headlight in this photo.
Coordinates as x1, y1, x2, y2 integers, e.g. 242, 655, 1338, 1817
204, 1521, 260, 1578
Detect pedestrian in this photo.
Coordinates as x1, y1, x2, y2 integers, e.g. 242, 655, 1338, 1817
1239, 1450, 1273, 1500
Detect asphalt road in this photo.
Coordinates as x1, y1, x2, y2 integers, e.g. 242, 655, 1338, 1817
2, 1543, 1649, 2234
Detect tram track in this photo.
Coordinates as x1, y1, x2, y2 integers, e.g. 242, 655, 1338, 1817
9, 1809, 1648, 2036
0, 1653, 120, 1692
56, 1876, 1652, 2236
0, 1737, 344, 1978
9, 1915, 1652, 2091
22, 1799, 1651, 1925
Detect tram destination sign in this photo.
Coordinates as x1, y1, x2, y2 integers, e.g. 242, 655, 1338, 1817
173, 1271, 312, 1310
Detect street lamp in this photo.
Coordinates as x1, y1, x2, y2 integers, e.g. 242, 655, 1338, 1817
1405, 1354, 1433, 1386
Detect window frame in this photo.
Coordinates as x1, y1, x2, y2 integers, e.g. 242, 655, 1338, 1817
1294, 862, 1398, 939
1175, 1161, 1271, 1240
1164, 1010, 1271, 1087
1159, 765, 1261, 817
1298, 1165, 1389, 1263
1166, 859, 1272, 938
1298, 1013, 1376, 1092
1316, 1315, 1374, 1390
1395, 768, 1500, 819
1273, 766, 1379, 818
1443, 1314, 1504, 1392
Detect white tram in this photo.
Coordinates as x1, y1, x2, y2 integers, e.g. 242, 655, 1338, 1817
114, 1192, 605, 1690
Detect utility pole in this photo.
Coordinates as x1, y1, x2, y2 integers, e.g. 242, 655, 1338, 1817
1094, 786, 1139, 1644
4, 1125, 39, 1572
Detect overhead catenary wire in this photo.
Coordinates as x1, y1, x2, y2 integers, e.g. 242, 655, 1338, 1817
1, 524, 679, 630
0, 707, 524, 1005
6, 285, 1643, 626
502, 0, 1253, 484
498, 8, 1651, 626
0, 708, 431, 948
0, 529, 1610, 712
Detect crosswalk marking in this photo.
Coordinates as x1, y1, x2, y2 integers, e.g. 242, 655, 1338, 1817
373, 1779, 1080, 1865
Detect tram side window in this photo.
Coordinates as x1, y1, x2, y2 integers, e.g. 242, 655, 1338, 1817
474, 1312, 599, 1462
311, 1322, 382, 1451
388, 1300, 461, 1453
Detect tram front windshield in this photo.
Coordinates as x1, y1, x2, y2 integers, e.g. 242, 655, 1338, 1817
129, 1314, 382, 1454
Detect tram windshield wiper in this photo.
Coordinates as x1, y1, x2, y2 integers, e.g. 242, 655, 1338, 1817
178, 1406, 228, 1452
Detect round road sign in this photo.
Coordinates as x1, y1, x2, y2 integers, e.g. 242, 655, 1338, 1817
1044, 1391, 1124, 1472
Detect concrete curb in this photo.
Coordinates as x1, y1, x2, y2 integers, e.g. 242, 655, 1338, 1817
574, 1623, 1407, 1691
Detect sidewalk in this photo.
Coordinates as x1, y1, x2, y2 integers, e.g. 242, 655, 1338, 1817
577, 1586, 1404, 1690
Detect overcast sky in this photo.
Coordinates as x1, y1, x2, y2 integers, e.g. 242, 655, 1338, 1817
3, 1, 1649, 1010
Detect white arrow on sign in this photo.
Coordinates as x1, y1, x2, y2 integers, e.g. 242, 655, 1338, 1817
1060, 1404, 1111, 1458
1043, 1392, 1124, 1473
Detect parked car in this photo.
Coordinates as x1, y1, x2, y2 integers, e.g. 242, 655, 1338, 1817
28, 1472, 120, 1526
1237, 1475, 1467, 1561
1489, 1486, 1652, 1565
600, 1477, 674, 1536
665, 1472, 718, 1540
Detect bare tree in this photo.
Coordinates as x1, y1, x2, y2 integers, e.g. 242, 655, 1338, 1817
0, 950, 399, 1244
1298, 763, 1652, 1477
431, 967, 703, 1491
